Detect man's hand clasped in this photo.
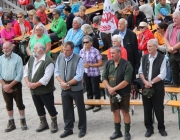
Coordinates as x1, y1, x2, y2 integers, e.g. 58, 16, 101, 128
3, 84, 13, 93
60, 82, 70, 90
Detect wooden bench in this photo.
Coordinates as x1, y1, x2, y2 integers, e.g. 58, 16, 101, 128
55, 99, 143, 106
166, 100, 180, 130
50, 46, 61, 54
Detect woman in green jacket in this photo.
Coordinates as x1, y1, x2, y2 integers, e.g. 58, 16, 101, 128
49, 9, 67, 42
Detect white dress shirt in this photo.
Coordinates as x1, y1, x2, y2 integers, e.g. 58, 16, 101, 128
138, 52, 166, 81
24, 54, 54, 86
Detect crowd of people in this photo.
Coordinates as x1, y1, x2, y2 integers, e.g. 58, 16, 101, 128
0, 0, 180, 140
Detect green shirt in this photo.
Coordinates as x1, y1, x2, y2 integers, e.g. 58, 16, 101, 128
29, 34, 51, 56
154, 3, 171, 17
51, 17, 67, 38
0, 53, 23, 82
102, 60, 133, 87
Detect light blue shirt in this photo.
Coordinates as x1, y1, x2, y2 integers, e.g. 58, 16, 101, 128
54, 53, 84, 82
64, 28, 84, 54
0, 53, 23, 82
119, 28, 127, 47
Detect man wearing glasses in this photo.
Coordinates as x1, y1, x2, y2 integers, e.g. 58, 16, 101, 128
55, 41, 86, 138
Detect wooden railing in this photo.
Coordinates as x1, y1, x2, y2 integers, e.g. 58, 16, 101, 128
0, 0, 33, 15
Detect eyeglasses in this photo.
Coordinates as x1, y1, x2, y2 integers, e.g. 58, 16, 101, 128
17, 16, 22, 18
156, 27, 160, 30
52, 13, 57, 16
83, 41, 89, 44
139, 26, 144, 29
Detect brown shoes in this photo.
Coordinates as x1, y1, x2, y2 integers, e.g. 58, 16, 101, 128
5, 119, 16, 132
36, 117, 49, 132
20, 118, 28, 130
51, 117, 58, 133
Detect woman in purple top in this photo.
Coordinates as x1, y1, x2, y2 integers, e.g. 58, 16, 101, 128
84, 0, 103, 8
79, 35, 103, 112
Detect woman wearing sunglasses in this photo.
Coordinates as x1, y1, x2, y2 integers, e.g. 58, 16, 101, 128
14, 12, 32, 37
79, 35, 103, 112
49, 9, 67, 42
138, 22, 154, 57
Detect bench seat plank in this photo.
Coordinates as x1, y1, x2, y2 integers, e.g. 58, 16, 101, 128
166, 100, 180, 107
55, 99, 143, 106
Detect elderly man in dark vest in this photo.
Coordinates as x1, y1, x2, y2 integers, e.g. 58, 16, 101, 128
139, 39, 167, 138
24, 43, 58, 133
55, 41, 86, 138
102, 46, 133, 140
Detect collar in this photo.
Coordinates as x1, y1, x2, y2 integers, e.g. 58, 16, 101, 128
18, 20, 24, 24
64, 52, 74, 61
82, 46, 93, 52
34, 53, 46, 62
4, 52, 13, 58
173, 24, 180, 29
149, 52, 158, 59
119, 28, 127, 35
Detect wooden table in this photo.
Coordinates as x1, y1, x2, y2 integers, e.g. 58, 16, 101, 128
45, 9, 53, 15
12, 34, 30, 41
85, 3, 103, 15
45, 23, 52, 31
101, 50, 108, 55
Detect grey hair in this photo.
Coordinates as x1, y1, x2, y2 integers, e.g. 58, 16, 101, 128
3, 41, 13, 49
73, 17, 83, 26
112, 35, 122, 43
173, 11, 180, 18
34, 43, 46, 52
33, 15, 41, 22
82, 35, 93, 43
93, 16, 101, 24
111, 46, 121, 52
81, 24, 93, 34
147, 39, 158, 46
53, 9, 60, 16
119, 18, 128, 25
36, 25, 44, 32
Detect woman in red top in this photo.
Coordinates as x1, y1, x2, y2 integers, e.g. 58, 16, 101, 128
107, 34, 127, 60
14, 12, 32, 36
138, 22, 154, 55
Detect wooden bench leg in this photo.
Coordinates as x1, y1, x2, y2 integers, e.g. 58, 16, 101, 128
170, 94, 178, 114
177, 107, 180, 130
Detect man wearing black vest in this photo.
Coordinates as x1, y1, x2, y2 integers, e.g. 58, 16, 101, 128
55, 41, 87, 138
102, 46, 133, 140
139, 39, 167, 137
24, 43, 58, 133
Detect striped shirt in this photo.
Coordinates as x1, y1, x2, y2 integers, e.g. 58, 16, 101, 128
0, 53, 23, 82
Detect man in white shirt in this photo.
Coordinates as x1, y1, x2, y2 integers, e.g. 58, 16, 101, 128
139, 39, 167, 138
32, 15, 48, 35
24, 43, 58, 133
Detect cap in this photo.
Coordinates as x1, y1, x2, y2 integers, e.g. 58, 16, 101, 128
139, 22, 148, 27
111, 94, 122, 103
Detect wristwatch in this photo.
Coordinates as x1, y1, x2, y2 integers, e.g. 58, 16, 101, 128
151, 81, 154, 85
91, 64, 94, 67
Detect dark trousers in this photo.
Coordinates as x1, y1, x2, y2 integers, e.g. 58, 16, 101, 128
169, 53, 180, 84
50, 33, 62, 42
101, 32, 112, 51
84, 73, 101, 99
32, 92, 58, 117
142, 88, 165, 132
61, 90, 86, 132
2, 82, 25, 111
